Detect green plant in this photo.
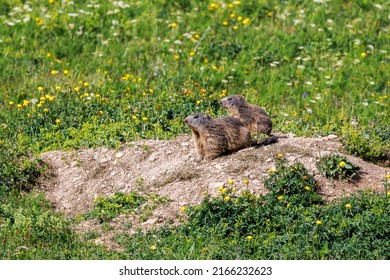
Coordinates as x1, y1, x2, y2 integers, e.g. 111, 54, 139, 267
316, 154, 361, 180
263, 157, 323, 207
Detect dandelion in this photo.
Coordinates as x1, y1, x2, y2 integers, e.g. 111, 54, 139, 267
142, 117, 148, 121
171, 22, 177, 28
43, 108, 49, 113
189, 51, 196, 56
38, 86, 44, 92
98, 111, 103, 116
237, 16, 243, 21
386, 174, 390, 180
277, 195, 283, 200
51, 70, 57, 75
277, 153, 284, 158
361, 52, 367, 58
174, 55, 180, 60
242, 18, 250, 25
243, 179, 249, 185
339, 161, 346, 168
132, 115, 137, 120
196, 100, 201, 105
9, 101, 14, 106
224, 196, 231, 202
150, 245, 156, 250
316, 220, 322, 225
305, 186, 311, 191
246, 236, 253, 241
56, 86, 62, 91
221, 188, 228, 194
233, 25, 238, 30
223, 21, 228, 26
228, 179, 234, 185
84, 82, 89, 87
63, 70, 69, 75
345, 203, 352, 209
55, 118, 61, 124
17, 104, 23, 109
180, 206, 186, 212
201, 191, 208, 195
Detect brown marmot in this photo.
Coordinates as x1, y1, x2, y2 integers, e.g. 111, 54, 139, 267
220, 95, 272, 135
184, 113, 277, 161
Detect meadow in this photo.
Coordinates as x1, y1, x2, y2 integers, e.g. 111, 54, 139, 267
0, 0, 389, 259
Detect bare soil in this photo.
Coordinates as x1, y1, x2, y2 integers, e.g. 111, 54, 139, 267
38, 133, 388, 248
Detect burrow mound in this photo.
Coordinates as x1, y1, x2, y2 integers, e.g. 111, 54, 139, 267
38, 134, 387, 248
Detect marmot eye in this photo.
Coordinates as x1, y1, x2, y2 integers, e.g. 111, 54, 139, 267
227, 97, 232, 101
194, 115, 199, 119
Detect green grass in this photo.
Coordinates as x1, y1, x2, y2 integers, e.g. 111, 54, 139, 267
0, 0, 389, 259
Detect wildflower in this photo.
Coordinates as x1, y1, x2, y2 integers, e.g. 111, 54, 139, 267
55, 86, 62, 91
98, 111, 104, 116
386, 174, 390, 180
316, 220, 322, 225
277, 195, 283, 200
287, 203, 291, 208
51, 70, 57, 75
201, 191, 208, 195
132, 115, 137, 120
345, 203, 352, 209
305, 186, 311, 191
228, 179, 234, 185
180, 206, 186, 212
196, 100, 201, 105
268, 12, 273, 17
55, 118, 61, 124
233, 25, 238, 30
171, 22, 177, 28
237, 16, 243, 21
174, 55, 180, 60
223, 21, 228, 26
242, 18, 250, 25
142, 117, 148, 121
43, 108, 49, 113
189, 51, 196, 56
221, 188, 227, 194
224, 196, 231, 202
84, 82, 89, 87
246, 236, 253, 241
17, 104, 23, 109
339, 161, 346, 168
9, 101, 14, 106
302, 175, 309, 180
218, 186, 224, 191
361, 52, 367, 58
150, 245, 156, 250
243, 179, 249, 185
38, 86, 44, 92
266, 218, 270, 223
63, 70, 69, 75
277, 153, 284, 158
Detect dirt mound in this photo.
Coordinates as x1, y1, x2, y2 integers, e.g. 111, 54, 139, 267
39, 134, 388, 248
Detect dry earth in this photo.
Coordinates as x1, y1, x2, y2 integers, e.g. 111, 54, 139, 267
39, 134, 388, 248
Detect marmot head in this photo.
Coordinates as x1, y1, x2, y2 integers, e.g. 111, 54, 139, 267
184, 113, 212, 130
220, 95, 247, 109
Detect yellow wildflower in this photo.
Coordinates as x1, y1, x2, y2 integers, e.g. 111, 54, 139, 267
316, 220, 322, 225
345, 203, 352, 209
339, 161, 346, 168
246, 236, 253, 241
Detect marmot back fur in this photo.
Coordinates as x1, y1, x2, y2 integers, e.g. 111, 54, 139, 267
185, 113, 277, 161
220, 95, 272, 135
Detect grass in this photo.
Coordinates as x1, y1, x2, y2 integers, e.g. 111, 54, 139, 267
0, 0, 389, 259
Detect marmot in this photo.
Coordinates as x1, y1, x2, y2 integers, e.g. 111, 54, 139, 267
220, 95, 272, 135
184, 113, 277, 161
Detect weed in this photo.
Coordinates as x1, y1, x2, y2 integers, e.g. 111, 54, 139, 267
316, 154, 361, 181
